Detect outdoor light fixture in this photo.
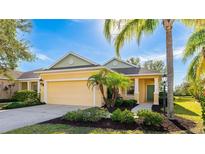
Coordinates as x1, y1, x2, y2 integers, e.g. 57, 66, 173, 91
39, 78, 44, 86
162, 74, 167, 115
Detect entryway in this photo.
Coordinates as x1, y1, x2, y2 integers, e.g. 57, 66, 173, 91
131, 103, 152, 113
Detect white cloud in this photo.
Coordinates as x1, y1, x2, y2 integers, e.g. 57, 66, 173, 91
30, 47, 53, 61
134, 47, 184, 62
36, 53, 53, 61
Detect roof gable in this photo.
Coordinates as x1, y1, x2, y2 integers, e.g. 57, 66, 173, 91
104, 58, 136, 69
49, 52, 98, 69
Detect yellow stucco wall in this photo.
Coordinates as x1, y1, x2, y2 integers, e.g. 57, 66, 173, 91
39, 69, 161, 106
39, 70, 103, 106
40, 70, 97, 80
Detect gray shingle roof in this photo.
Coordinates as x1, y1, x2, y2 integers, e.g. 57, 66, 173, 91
111, 67, 161, 75
18, 69, 42, 79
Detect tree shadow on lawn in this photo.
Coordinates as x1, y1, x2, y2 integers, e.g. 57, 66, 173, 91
174, 103, 199, 116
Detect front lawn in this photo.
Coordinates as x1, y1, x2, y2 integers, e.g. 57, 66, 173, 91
5, 96, 204, 134
5, 124, 164, 134
174, 96, 203, 133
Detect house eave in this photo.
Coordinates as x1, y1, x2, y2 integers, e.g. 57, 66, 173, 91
34, 66, 106, 74
17, 78, 40, 81
125, 73, 162, 77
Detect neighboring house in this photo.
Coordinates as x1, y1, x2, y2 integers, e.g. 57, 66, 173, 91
18, 69, 42, 93
0, 71, 22, 100
3, 52, 162, 106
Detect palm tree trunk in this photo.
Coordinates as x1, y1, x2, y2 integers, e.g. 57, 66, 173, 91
163, 19, 174, 119
99, 85, 107, 105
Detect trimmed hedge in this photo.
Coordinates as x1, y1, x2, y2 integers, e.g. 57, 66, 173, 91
137, 109, 164, 126
115, 98, 137, 107
12, 90, 38, 102
111, 109, 135, 124
63, 107, 110, 122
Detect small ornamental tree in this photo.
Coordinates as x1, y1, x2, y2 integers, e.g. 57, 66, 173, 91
0, 20, 34, 77
87, 68, 131, 108
106, 71, 130, 107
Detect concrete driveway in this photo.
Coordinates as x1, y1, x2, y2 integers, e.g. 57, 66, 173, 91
0, 104, 87, 133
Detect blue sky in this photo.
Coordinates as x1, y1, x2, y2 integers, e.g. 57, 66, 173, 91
19, 19, 193, 87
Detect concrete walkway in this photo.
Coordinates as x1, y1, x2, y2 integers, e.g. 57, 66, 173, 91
131, 103, 152, 113
0, 104, 87, 133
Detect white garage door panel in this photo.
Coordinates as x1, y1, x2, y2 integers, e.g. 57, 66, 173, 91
46, 81, 94, 106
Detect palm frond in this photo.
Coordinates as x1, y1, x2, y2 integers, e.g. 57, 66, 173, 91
114, 19, 159, 57
183, 29, 205, 61
104, 19, 112, 42
196, 53, 205, 78
181, 19, 205, 30
187, 53, 200, 81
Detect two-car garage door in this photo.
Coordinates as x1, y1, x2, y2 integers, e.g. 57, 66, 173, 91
46, 80, 94, 106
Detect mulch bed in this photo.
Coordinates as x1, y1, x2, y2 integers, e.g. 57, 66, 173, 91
41, 115, 197, 133
152, 105, 197, 133
41, 117, 167, 132
40, 104, 196, 133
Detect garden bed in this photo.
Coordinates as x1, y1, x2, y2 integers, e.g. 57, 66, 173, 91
41, 115, 196, 133
41, 117, 167, 132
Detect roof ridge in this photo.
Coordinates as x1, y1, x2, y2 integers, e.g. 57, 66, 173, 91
103, 57, 138, 68
47, 51, 100, 69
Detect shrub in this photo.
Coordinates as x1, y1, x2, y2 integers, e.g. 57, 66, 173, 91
123, 99, 137, 107
115, 98, 137, 107
2, 100, 45, 110
111, 108, 122, 121
24, 97, 41, 105
115, 98, 124, 107
111, 109, 135, 124
63, 107, 110, 122
120, 109, 135, 123
137, 110, 164, 126
12, 90, 38, 102
2, 102, 25, 109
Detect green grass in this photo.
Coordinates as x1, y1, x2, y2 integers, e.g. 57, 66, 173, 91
0, 103, 9, 109
174, 96, 204, 133
6, 124, 162, 134
5, 96, 204, 134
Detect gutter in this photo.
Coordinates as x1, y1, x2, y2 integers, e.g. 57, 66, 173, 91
34, 66, 107, 74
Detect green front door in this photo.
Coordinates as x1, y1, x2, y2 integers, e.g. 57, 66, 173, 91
147, 85, 154, 102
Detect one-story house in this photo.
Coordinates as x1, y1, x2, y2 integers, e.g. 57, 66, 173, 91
1, 52, 162, 106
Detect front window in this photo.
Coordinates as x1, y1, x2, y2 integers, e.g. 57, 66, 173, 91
127, 79, 134, 95
21, 82, 27, 90
31, 82, 38, 91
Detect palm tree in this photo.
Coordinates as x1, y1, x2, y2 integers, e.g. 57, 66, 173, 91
183, 28, 205, 81
104, 19, 204, 118
87, 68, 109, 104
87, 68, 130, 107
